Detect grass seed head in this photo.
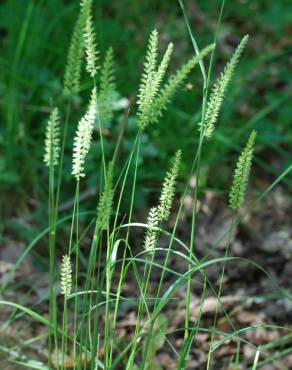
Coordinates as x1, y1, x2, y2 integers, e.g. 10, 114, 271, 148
229, 130, 256, 210
61, 254, 72, 299
200, 35, 249, 139
72, 87, 97, 180
43, 108, 60, 167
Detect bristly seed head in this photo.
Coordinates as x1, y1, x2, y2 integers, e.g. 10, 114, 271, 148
229, 130, 256, 210
72, 87, 97, 180
200, 35, 249, 139
63, 1, 91, 96
96, 161, 114, 230
137, 29, 214, 130
61, 254, 72, 299
98, 47, 116, 123
44, 108, 60, 167
143, 207, 159, 253
84, 9, 99, 77
157, 150, 182, 221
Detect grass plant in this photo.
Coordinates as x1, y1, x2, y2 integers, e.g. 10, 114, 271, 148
0, 1, 291, 369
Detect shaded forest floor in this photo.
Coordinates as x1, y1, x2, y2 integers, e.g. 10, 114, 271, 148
0, 185, 291, 369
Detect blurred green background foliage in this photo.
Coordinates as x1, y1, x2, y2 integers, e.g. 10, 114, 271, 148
0, 0, 291, 242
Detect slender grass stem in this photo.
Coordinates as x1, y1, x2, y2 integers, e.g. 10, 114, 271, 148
48, 179, 53, 368
104, 229, 112, 369
49, 98, 71, 368
66, 181, 79, 364
94, 75, 107, 181
182, 0, 226, 342
80, 225, 102, 369
55, 100, 72, 216
112, 133, 141, 370
108, 131, 141, 366
206, 216, 236, 369
61, 298, 68, 370
140, 137, 203, 367
48, 116, 58, 369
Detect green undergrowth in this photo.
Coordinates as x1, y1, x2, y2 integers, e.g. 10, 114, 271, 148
0, 1, 291, 369
0, 0, 291, 218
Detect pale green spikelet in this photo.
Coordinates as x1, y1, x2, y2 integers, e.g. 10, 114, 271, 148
137, 29, 213, 129
200, 35, 249, 139
72, 87, 97, 180
143, 43, 214, 129
155, 43, 174, 86
143, 207, 159, 253
63, 1, 91, 96
157, 150, 181, 221
60, 254, 72, 299
84, 9, 99, 77
80, 0, 92, 8
98, 47, 116, 123
137, 41, 174, 129
229, 130, 256, 210
137, 29, 159, 127
43, 108, 60, 167
137, 29, 158, 105
96, 162, 114, 230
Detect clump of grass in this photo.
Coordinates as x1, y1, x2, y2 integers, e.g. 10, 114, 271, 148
1, 1, 290, 369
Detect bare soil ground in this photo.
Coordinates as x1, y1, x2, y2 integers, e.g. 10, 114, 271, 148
1, 187, 291, 369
